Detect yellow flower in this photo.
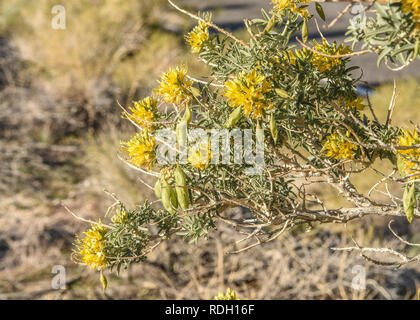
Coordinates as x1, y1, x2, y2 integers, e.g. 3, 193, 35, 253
272, 0, 310, 18
397, 128, 420, 179
224, 70, 272, 119
121, 131, 156, 170
272, 0, 290, 12
73, 223, 108, 271
290, 2, 310, 18
322, 131, 358, 160
401, 0, 420, 31
111, 208, 129, 224
343, 96, 366, 111
278, 49, 297, 66
125, 96, 157, 129
275, 49, 309, 68
155, 65, 193, 105
214, 288, 239, 300
188, 143, 211, 170
185, 20, 209, 53
311, 39, 352, 73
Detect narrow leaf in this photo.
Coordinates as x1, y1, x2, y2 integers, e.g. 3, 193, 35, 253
315, 3, 326, 21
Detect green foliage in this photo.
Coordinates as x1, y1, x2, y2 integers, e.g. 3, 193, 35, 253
346, 2, 420, 68
104, 202, 180, 273
73, 1, 420, 280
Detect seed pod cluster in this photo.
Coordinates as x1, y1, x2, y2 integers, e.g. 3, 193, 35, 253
155, 166, 191, 213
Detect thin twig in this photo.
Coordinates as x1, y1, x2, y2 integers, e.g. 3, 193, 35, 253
327, 2, 353, 29
167, 0, 250, 48
296, 37, 371, 57
385, 80, 397, 127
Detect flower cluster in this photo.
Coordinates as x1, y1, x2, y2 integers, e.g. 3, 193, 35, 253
342, 96, 366, 111
111, 208, 129, 224
272, 0, 310, 18
397, 128, 420, 180
401, 0, 420, 31
185, 20, 210, 53
73, 223, 109, 271
188, 143, 212, 170
224, 70, 272, 119
125, 96, 157, 129
121, 131, 156, 170
311, 39, 352, 73
214, 288, 239, 300
155, 65, 193, 105
322, 131, 358, 160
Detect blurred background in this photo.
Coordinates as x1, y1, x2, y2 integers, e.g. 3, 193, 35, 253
0, 0, 419, 299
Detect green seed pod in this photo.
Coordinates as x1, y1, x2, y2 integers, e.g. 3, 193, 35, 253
182, 105, 192, 124
270, 113, 278, 144
403, 183, 416, 223
174, 165, 190, 210
100, 272, 108, 292
302, 19, 308, 43
170, 185, 178, 208
176, 120, 188, 151
154, 179, 162, 199
161, 178, 178, 213
224, 106, 243, 128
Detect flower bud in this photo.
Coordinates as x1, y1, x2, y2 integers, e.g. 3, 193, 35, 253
182, 105, 192, 124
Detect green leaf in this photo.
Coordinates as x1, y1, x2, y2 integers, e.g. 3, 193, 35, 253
377, 47, 392, 67
403, 183, 416, 223
264, 15, 276, 33
275, 88, 290, 98
374, 3, 388, 18
413, 37, 419, 60
302, 19, 308, 43
315, 3, 326, 21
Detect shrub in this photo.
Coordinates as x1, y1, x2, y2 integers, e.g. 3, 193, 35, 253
71, 0, 420, 290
